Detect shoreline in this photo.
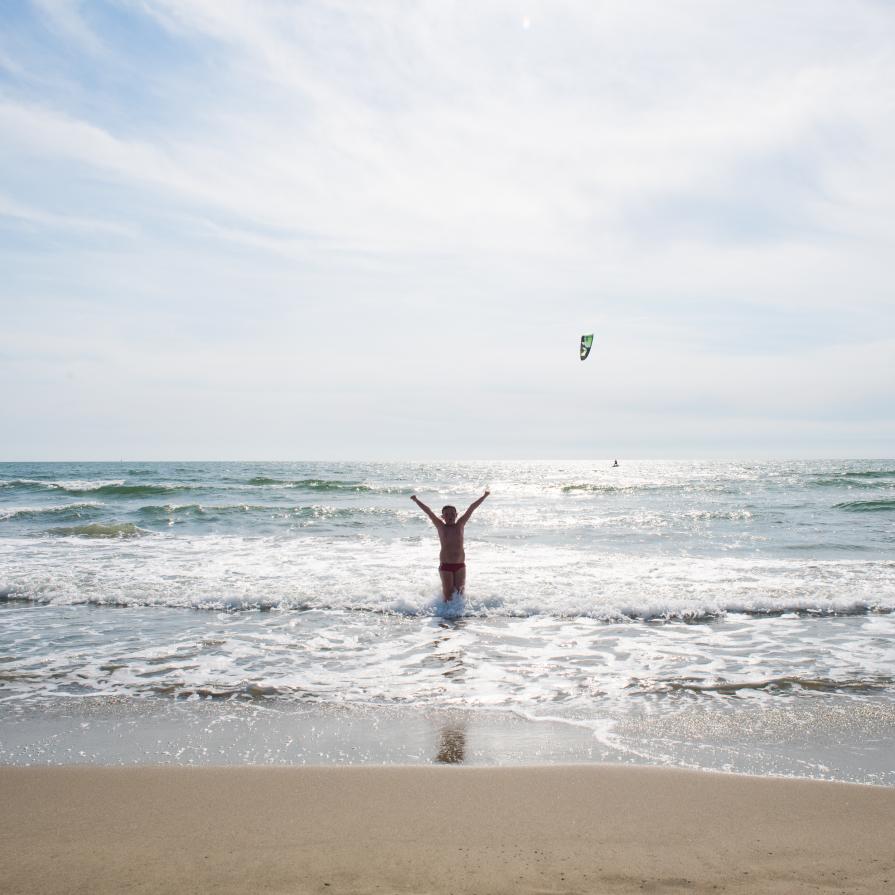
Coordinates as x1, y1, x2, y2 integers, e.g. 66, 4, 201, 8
3, 764, 893, 894
4, 693, 893, 786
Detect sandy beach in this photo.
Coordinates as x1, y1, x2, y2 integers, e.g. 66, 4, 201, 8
2, 765, 892, 894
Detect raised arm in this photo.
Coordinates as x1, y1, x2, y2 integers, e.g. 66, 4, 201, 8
411, 495, 443, 528
458, 490, 490, 526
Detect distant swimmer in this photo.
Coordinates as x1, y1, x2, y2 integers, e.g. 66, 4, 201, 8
612, 460, 619, 468
410, 490, 490, 602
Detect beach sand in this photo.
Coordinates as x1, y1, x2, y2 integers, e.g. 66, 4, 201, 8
2, 765, 893, 894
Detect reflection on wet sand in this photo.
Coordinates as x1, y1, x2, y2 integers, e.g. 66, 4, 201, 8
435, 722, 467, 764
431, 620, 468, 763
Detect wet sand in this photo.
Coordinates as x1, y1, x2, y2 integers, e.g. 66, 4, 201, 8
2, 765, 893, 894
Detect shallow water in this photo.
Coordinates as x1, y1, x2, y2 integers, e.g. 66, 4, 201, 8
1, 460, 893, 781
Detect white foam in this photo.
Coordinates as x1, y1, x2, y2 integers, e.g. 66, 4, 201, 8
1, 535, 893, 619
0, 479, 125, 491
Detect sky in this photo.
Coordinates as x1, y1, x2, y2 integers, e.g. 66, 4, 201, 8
1, 0, 893, 460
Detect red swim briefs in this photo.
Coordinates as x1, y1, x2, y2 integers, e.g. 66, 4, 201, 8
438, 562, 466, 573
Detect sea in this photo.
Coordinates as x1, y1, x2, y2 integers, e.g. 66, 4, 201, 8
1, 460, 893, 783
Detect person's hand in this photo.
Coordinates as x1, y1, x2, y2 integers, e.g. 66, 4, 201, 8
410, 494, 418, 503
483, 489, 490, 498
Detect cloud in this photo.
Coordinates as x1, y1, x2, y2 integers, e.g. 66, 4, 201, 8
1, 0, 893, 457
0, 192, 135, 236
6, 3, 895, 261
31, 0, 104, 55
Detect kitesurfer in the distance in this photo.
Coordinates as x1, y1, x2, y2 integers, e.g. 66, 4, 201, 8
612, 459, 619, 468
410, 490, 490, 602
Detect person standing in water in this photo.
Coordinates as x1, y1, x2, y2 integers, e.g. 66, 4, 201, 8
410, 490, 490, 601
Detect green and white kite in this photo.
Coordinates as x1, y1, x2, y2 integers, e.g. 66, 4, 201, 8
580, 333, 594, 361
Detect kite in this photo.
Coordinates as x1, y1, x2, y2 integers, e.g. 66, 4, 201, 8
580, 333, 594, 361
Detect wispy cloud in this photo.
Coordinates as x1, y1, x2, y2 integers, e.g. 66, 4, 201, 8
31, 0, 105, 56
0, 192, 134, 235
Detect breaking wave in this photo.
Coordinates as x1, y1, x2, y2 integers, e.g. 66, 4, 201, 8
0, 479, 193, 497
813, 471, 895, 488
834, 499, 895, 513
46, 522, 148, 539
247, 476, 411, 493
0, 503, 103, 521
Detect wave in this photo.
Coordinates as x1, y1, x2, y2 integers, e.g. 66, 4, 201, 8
830, 469, 895, 479
137, 503, 259, 519
0, 479, 194, 497
1, 478, 73, 491
135, 503, 401, 523
813, 472, 895, 488
0, 477, 410, 498
248, 476, 370, 490
246, 476, 410, 493
834, 499, 895, 513
66, 483, 194, 497
46, 522, 149, 539
2, 587, 891, 621
0, 503, 103, 522
651, 674, 893, 696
